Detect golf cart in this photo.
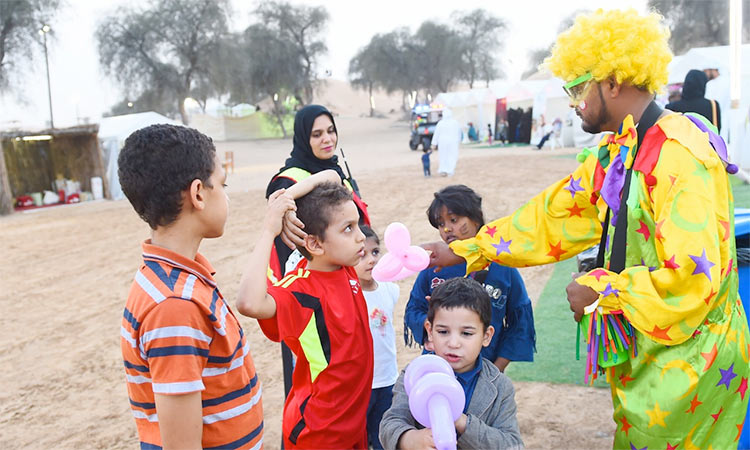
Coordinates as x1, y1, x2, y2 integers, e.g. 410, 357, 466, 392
409, 103, 443, 150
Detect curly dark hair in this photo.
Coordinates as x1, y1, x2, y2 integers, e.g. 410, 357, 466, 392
118, 124, 216, 229
428, 277, 492, 331
295, 181, 353, 259
427, 184, 485, 230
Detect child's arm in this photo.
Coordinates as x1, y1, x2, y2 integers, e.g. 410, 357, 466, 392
455, 374, 524, 450
379, 373, 431, 450
237, 190, 297, 319
404, 270, 431, 347
279, 169, 341, 249
496, 267, 536, 363
154, 392, 202, 450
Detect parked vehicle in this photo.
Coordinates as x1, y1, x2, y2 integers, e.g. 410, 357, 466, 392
409, 104, 443, 150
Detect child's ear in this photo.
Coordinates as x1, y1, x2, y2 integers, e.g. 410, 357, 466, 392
187, 178, 205, 211
482, 325, 495, 347
305, 234, 325, 257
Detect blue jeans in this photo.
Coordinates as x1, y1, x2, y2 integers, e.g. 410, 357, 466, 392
367, 385, 394, 449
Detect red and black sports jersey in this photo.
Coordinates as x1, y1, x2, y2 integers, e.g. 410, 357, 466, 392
260, 261, 373, 449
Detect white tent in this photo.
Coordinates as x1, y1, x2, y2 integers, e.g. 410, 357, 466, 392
98, 112, 180, 200
435, 88, 498, 140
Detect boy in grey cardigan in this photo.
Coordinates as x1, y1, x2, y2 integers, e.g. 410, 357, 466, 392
380, 278, 524, 449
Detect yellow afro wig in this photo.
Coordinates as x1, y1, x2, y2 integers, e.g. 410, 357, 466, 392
546, 9, 672, 94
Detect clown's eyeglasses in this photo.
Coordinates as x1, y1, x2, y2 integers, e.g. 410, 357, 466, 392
563, 73, 593, 103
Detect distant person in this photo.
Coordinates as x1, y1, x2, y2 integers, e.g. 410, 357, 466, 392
536, 117, 555, 149
666, 69, 721, 131
467, 122, 479, 142
704, 66, 731, 139
118, 125, 264, 449
432, 109, 462, 176
380, 277, 524, 450
487, 123, 493, 145
421, 147, 432, 177
497, 119, 509, 144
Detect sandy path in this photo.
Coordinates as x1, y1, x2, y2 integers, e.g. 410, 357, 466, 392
0, 115, 614, 449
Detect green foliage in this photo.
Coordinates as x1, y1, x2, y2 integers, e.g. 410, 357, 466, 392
731, 175, 750, 209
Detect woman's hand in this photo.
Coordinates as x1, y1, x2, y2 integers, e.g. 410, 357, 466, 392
422, 241, 464, 271
280, 210, 307, 249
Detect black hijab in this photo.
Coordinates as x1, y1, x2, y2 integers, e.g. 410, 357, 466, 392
280, 105, 346, 179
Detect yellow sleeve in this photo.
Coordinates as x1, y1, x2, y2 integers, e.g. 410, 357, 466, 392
575, 140, 726, 345
450, 151, 603, 273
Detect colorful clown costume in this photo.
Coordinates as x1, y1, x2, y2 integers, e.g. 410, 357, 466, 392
451, 112, 749, 449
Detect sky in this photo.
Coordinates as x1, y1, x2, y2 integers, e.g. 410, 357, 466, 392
0, 0, 646, 129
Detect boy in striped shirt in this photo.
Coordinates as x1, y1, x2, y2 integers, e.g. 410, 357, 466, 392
119, 125, 264, 450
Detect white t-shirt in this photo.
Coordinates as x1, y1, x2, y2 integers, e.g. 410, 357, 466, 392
363, 281, 400, 388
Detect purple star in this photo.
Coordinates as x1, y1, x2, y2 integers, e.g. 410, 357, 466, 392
689, 249, 715, 281
600, 283, 620, 298
717, 363, 737, 389
565, 176, 584, 198
630, 443, 647, 450
641, 258, 657, 272
492, 237, 512, 256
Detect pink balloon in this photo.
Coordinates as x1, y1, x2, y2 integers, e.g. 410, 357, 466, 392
372, 222, 430, 282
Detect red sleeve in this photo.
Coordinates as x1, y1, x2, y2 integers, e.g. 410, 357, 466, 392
257, 286, 312, 343
140, 298, 212, 395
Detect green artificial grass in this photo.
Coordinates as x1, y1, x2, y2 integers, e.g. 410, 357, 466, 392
731, 175, 750, 209
506, 257, 608, 388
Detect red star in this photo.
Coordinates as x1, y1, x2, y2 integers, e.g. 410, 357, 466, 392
546, 241, 566, 261
701, 344, 718, 372
485, 226, 497, 238
666, 443, 678, 450
704, 289, 716, 305
566, 202, 586, 218
668, 175, 677, 186
692, 329, 702, 338
620, 415, 632, 436
719, 220, 731, 241
649, 324, 672, 340
619, 373, 635, 388
686, 394, 702, 414
635, 220, 651, 241
655, 220, 666, 242
737, 377, 748, 400
738, 421, 745, 442
711, 407, 724, 423
724, 258, 734, 277
589, 268, 609, 281
664, 255, 680, 270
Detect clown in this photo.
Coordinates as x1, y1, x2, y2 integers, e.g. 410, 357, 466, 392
426, 9, 748, 449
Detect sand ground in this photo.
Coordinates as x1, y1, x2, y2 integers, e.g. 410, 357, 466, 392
0, 114, 614, 449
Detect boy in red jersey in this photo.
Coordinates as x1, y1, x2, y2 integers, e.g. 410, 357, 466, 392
237, 181, 374, 449
118, 125, 264, 450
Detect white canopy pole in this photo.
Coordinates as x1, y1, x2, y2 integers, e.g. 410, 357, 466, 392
729, 0, 749, 174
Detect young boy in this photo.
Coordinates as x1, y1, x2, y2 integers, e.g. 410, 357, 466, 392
119, 125, 264, 449
380, 277, 524, 450
405, 185, 535, 372
236, 181, 374, 449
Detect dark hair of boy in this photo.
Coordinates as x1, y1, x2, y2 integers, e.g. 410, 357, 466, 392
295, 181, 353, 259
427, 277, 492, 331
359, 225, 379, 244
118, 124, 216, 229
426, 185, 485, 230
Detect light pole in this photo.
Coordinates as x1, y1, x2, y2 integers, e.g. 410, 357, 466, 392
39, 24, 54, 129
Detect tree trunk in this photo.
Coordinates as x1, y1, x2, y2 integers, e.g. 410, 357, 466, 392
272, 98, 287, 138
179, 99, 189, 125
0, 145, 13, 215
368, 82, 374, 117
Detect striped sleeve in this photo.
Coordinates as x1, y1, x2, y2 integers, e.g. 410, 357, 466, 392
140, 298, 213, 395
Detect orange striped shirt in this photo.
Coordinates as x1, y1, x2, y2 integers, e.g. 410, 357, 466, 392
121, 241, 263, 450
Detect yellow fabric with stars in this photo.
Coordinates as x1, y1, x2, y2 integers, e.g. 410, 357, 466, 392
451, 113, 749, 449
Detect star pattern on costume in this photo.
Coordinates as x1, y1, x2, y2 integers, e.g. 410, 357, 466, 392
692, 159, 711, 185
648, 324, 671, 341
492, 237, 512, 256
689, 249, 715, 281
600, 283, 620, 298
719, 220, 730, 241
620, 415, 632, 435
666, 443, 677, 450
645, 401, 671, 428
566, 202, 586, 217
619, 373, 635, 388
521, 240, 535, 253
641, 352, 659, 365
589, 268, 609, 281
485, 226, 497, 238
736, 377, 748, 400
655, 220, 665, 242
686, 394, 702, 414
737, 422, 745, 442
723, 258, 735, 277
717, 363, 738, 389
727, 328, 738, 343
701, 344, 718, 372
664, 291, 686, 307
629, 443, 646, 450
546, 241, 566, 261
565, 176, 584, 198
704, 288, 717, 305
663, 255, 680, 270
711, 407, 724, 423
635, 220, 650, 241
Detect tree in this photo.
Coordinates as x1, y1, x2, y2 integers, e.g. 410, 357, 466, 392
453, 9, 507, 88
255, 0, 329, 104
0, 0, 60, 92
413, 21, 464, 94
348, 48, 377, 116
96, 0, 230, 124
522, 46, 552, 79
649, 0, 750, 55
